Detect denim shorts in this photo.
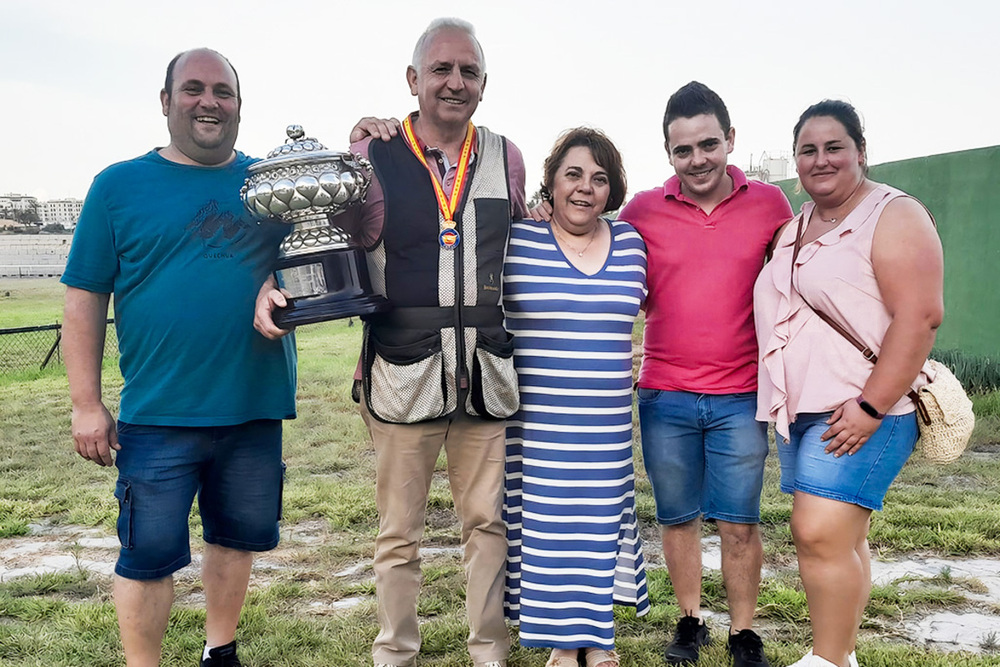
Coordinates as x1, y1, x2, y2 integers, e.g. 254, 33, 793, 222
779, 411, 917, 511
637, 389, 769, 525
113, 419, 285, 580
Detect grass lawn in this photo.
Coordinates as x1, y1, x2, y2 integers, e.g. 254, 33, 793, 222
0, 278, 68, 329
2, 280, 1000, 666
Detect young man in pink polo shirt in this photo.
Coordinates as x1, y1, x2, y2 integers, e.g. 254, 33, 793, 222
622, 82, 792, 667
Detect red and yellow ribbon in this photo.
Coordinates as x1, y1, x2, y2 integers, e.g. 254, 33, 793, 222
401, 115, 475, 228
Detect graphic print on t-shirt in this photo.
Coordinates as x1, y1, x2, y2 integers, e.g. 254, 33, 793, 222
185, 200, 252, 257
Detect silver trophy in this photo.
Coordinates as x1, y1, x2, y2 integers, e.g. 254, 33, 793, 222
242, 125, 389, 326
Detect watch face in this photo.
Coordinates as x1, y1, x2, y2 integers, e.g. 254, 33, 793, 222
857, 397, 883, 419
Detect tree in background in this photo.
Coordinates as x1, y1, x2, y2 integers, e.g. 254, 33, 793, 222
0, 206, 40, 226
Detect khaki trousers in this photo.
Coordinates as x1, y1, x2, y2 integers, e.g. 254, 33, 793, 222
361, 400, 509, 667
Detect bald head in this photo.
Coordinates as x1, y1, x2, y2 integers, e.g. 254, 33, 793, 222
159, 48, 241, 166
164, 48, 241, 104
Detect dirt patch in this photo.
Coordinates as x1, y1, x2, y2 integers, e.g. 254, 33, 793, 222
4, 523, 1000, 654
425, 507, 458, 531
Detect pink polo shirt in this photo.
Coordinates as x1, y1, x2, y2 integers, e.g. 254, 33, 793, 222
620, 166, 792, 393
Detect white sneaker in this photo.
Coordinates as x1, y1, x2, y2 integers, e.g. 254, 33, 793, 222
791, 649, 859, 667
809, 657, 838, 667
787, 652, 812, 667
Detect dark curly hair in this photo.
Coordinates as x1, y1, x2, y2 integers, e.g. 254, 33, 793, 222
540, 127, 627, 213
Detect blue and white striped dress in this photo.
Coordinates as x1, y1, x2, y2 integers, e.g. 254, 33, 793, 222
503, 218, 650, 650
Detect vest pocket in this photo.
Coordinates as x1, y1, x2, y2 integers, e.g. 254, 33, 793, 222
364, 327, 447, 423
467, 328, 520, 419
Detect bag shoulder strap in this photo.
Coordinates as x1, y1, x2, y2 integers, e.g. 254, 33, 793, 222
791, 211, 925, 414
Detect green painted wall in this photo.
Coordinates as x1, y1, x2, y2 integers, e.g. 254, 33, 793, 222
776, 146, 1000, 358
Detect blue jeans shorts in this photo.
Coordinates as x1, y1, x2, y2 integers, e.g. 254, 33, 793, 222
780, 411, 918, 511
637, 389, 768, 525
113, 419, 285, 580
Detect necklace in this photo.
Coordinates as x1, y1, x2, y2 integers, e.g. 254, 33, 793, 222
553, 221, 600, 257
817, 177, 867, 226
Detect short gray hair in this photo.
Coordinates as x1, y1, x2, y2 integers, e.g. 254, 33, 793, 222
411, 17, 486, 72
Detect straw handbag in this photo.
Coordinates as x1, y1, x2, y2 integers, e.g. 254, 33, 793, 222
911, 360, 975, 463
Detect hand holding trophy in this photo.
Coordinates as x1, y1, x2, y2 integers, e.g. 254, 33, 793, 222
242, 125, 389, 327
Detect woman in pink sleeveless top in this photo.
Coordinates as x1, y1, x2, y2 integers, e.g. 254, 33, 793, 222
753, 100, 943, 667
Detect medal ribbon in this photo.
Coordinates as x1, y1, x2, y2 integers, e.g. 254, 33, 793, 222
401, 115, 475, 226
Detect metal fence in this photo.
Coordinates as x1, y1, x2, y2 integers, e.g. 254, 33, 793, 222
0, 320, 117, 373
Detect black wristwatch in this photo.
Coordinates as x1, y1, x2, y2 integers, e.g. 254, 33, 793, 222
856, 396, 885, 419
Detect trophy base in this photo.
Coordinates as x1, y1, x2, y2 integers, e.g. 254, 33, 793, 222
272, 247, 390, 328
274, 292, 389, 327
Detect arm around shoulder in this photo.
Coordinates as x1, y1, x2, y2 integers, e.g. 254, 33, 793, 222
336, 137, 384, 249
504, 139, 528, 220
348, 116, 400, 144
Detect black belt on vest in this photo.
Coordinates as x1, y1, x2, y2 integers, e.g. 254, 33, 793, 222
370, 305, 503, 329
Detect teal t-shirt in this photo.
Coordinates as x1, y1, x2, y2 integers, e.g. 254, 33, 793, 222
62, 150, 297, 426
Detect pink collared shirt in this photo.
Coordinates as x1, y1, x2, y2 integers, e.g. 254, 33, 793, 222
621, 166, 793, 394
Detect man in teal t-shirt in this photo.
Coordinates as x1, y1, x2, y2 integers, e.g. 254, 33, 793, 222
62, 48, 295, 667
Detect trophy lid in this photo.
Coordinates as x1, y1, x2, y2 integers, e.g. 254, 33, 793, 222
248, 124, 352, 174
242, 124, 371, 222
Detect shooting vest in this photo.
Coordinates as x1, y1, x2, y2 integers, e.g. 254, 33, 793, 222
362, 126, 518, 423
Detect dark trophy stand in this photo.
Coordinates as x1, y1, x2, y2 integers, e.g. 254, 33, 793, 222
273, 247, 388, 327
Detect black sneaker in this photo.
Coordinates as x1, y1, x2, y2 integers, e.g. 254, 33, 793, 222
727, 629, 770, 667
201, 641, 242, 667
665, 615, 710, 664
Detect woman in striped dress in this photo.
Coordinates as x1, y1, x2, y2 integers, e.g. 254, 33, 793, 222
503, 128, 649, 667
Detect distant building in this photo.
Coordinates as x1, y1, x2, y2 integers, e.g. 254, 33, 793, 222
40, 198, 83, 228
0, 193, 39, 214
745, 153, 790, 183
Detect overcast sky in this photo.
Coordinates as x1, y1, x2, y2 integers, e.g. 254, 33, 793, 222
3, 0, 998, 203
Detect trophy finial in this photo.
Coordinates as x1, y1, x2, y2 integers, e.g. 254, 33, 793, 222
286, 124, 305, 140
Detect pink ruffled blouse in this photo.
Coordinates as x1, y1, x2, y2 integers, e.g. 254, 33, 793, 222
753, 183, 932, 441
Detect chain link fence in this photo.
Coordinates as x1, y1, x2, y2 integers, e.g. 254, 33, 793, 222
0, 320, 117, 373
